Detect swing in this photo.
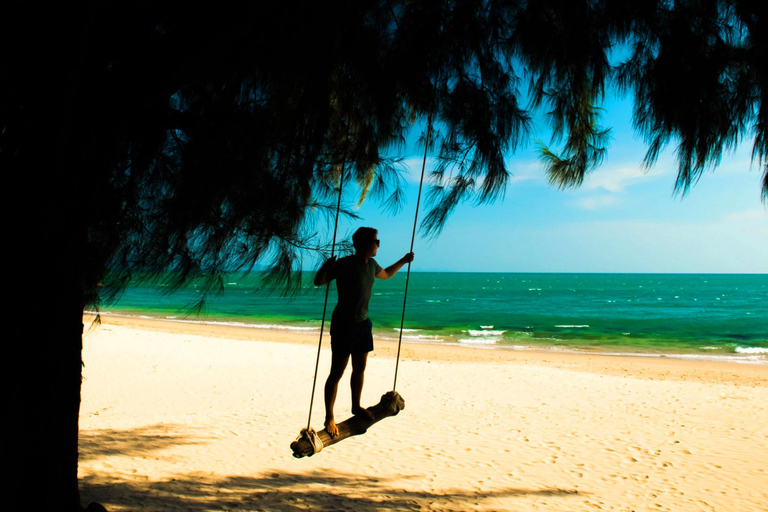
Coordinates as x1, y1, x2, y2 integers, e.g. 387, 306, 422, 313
291, 119, 433, 459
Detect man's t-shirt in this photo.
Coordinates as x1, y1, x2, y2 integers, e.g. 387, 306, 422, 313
328, 255, 383, 324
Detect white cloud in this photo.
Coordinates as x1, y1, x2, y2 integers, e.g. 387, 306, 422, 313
563, 160, 675, 211
397, 156, 434, 184
507, 159, 545, 183
582, 164, 667, 193
722, 207, 768, 223
574, 195, 620, 210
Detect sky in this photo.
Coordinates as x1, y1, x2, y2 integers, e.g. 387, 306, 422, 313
317, 93, 768, 274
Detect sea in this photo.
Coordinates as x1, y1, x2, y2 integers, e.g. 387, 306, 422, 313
103, 272, 768, 364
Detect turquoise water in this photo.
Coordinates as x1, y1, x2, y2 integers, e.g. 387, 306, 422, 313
105, 272, 768, 362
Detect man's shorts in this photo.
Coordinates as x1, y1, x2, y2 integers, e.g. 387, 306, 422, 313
330, 318, 374, 355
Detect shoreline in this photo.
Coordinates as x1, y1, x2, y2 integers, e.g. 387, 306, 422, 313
91, 311, 768, 369
88, 313, 768, 385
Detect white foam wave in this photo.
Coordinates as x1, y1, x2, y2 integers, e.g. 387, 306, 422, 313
735, 347, 768, 354
379, 334, 444, 343
216, 321, 317, 331
508, 331, 533, 338
555, 325, 590, 328
480, 325, 494, 329
594, 351, 767, 364
252, 323, 317, 331
459, 337, 498, 345
466, 329, 506, 336
170, 319, 318, 331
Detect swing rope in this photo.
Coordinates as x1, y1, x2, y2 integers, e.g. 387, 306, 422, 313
393, 114, 432, 391
303, 112, 432, 430
305, 170, 346, 432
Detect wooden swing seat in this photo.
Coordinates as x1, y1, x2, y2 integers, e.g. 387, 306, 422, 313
291, 391, 405, 458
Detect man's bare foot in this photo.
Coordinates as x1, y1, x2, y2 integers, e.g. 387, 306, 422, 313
324, 418, 339, 438
352, 406, 375, 421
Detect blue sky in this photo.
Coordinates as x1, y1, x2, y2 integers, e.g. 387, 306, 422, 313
320, 93, 768, 273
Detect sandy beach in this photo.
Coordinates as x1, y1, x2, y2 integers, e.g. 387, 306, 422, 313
78, 315, 768, 511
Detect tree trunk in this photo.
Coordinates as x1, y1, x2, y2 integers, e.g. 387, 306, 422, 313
3, 6, 97, 506
4, 248, 87, 510
291, 391, 405, 458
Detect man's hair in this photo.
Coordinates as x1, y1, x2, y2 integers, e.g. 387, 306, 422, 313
352, 227, 377, 253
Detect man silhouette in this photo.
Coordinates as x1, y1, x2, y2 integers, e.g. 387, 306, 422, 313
314, 227, 414, 437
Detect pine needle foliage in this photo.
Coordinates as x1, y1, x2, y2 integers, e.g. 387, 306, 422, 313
4, 0, 768, 308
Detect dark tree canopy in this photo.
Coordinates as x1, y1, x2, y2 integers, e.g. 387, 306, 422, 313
5, 1, 767, 302
2, 1, 767, 510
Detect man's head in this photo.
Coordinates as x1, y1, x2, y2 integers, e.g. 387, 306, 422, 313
352, 227, 379, 256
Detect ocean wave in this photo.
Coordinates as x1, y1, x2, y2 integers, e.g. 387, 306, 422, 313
507, 331, 533, 338
393, 328, 421, 333
590, 351, 767, 364
735, 347, 768, 354
554, 325, 590, 328
378, 334, 444, 343
205, 320, 318, 331
165, 318, 318, 331
459, 337, 498, 345
466, 329, 506, 336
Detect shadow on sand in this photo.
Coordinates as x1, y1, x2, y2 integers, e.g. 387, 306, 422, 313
79, 426, 582, 511
79, 424, 211, 460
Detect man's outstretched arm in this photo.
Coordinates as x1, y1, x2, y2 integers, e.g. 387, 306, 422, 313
376, 253, 414, 280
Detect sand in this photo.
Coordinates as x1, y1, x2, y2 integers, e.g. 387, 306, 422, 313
78, 315, 768, 511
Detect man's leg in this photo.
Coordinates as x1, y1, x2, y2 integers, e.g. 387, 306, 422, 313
350, 352, 374, 419
324, 351, 350, 438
